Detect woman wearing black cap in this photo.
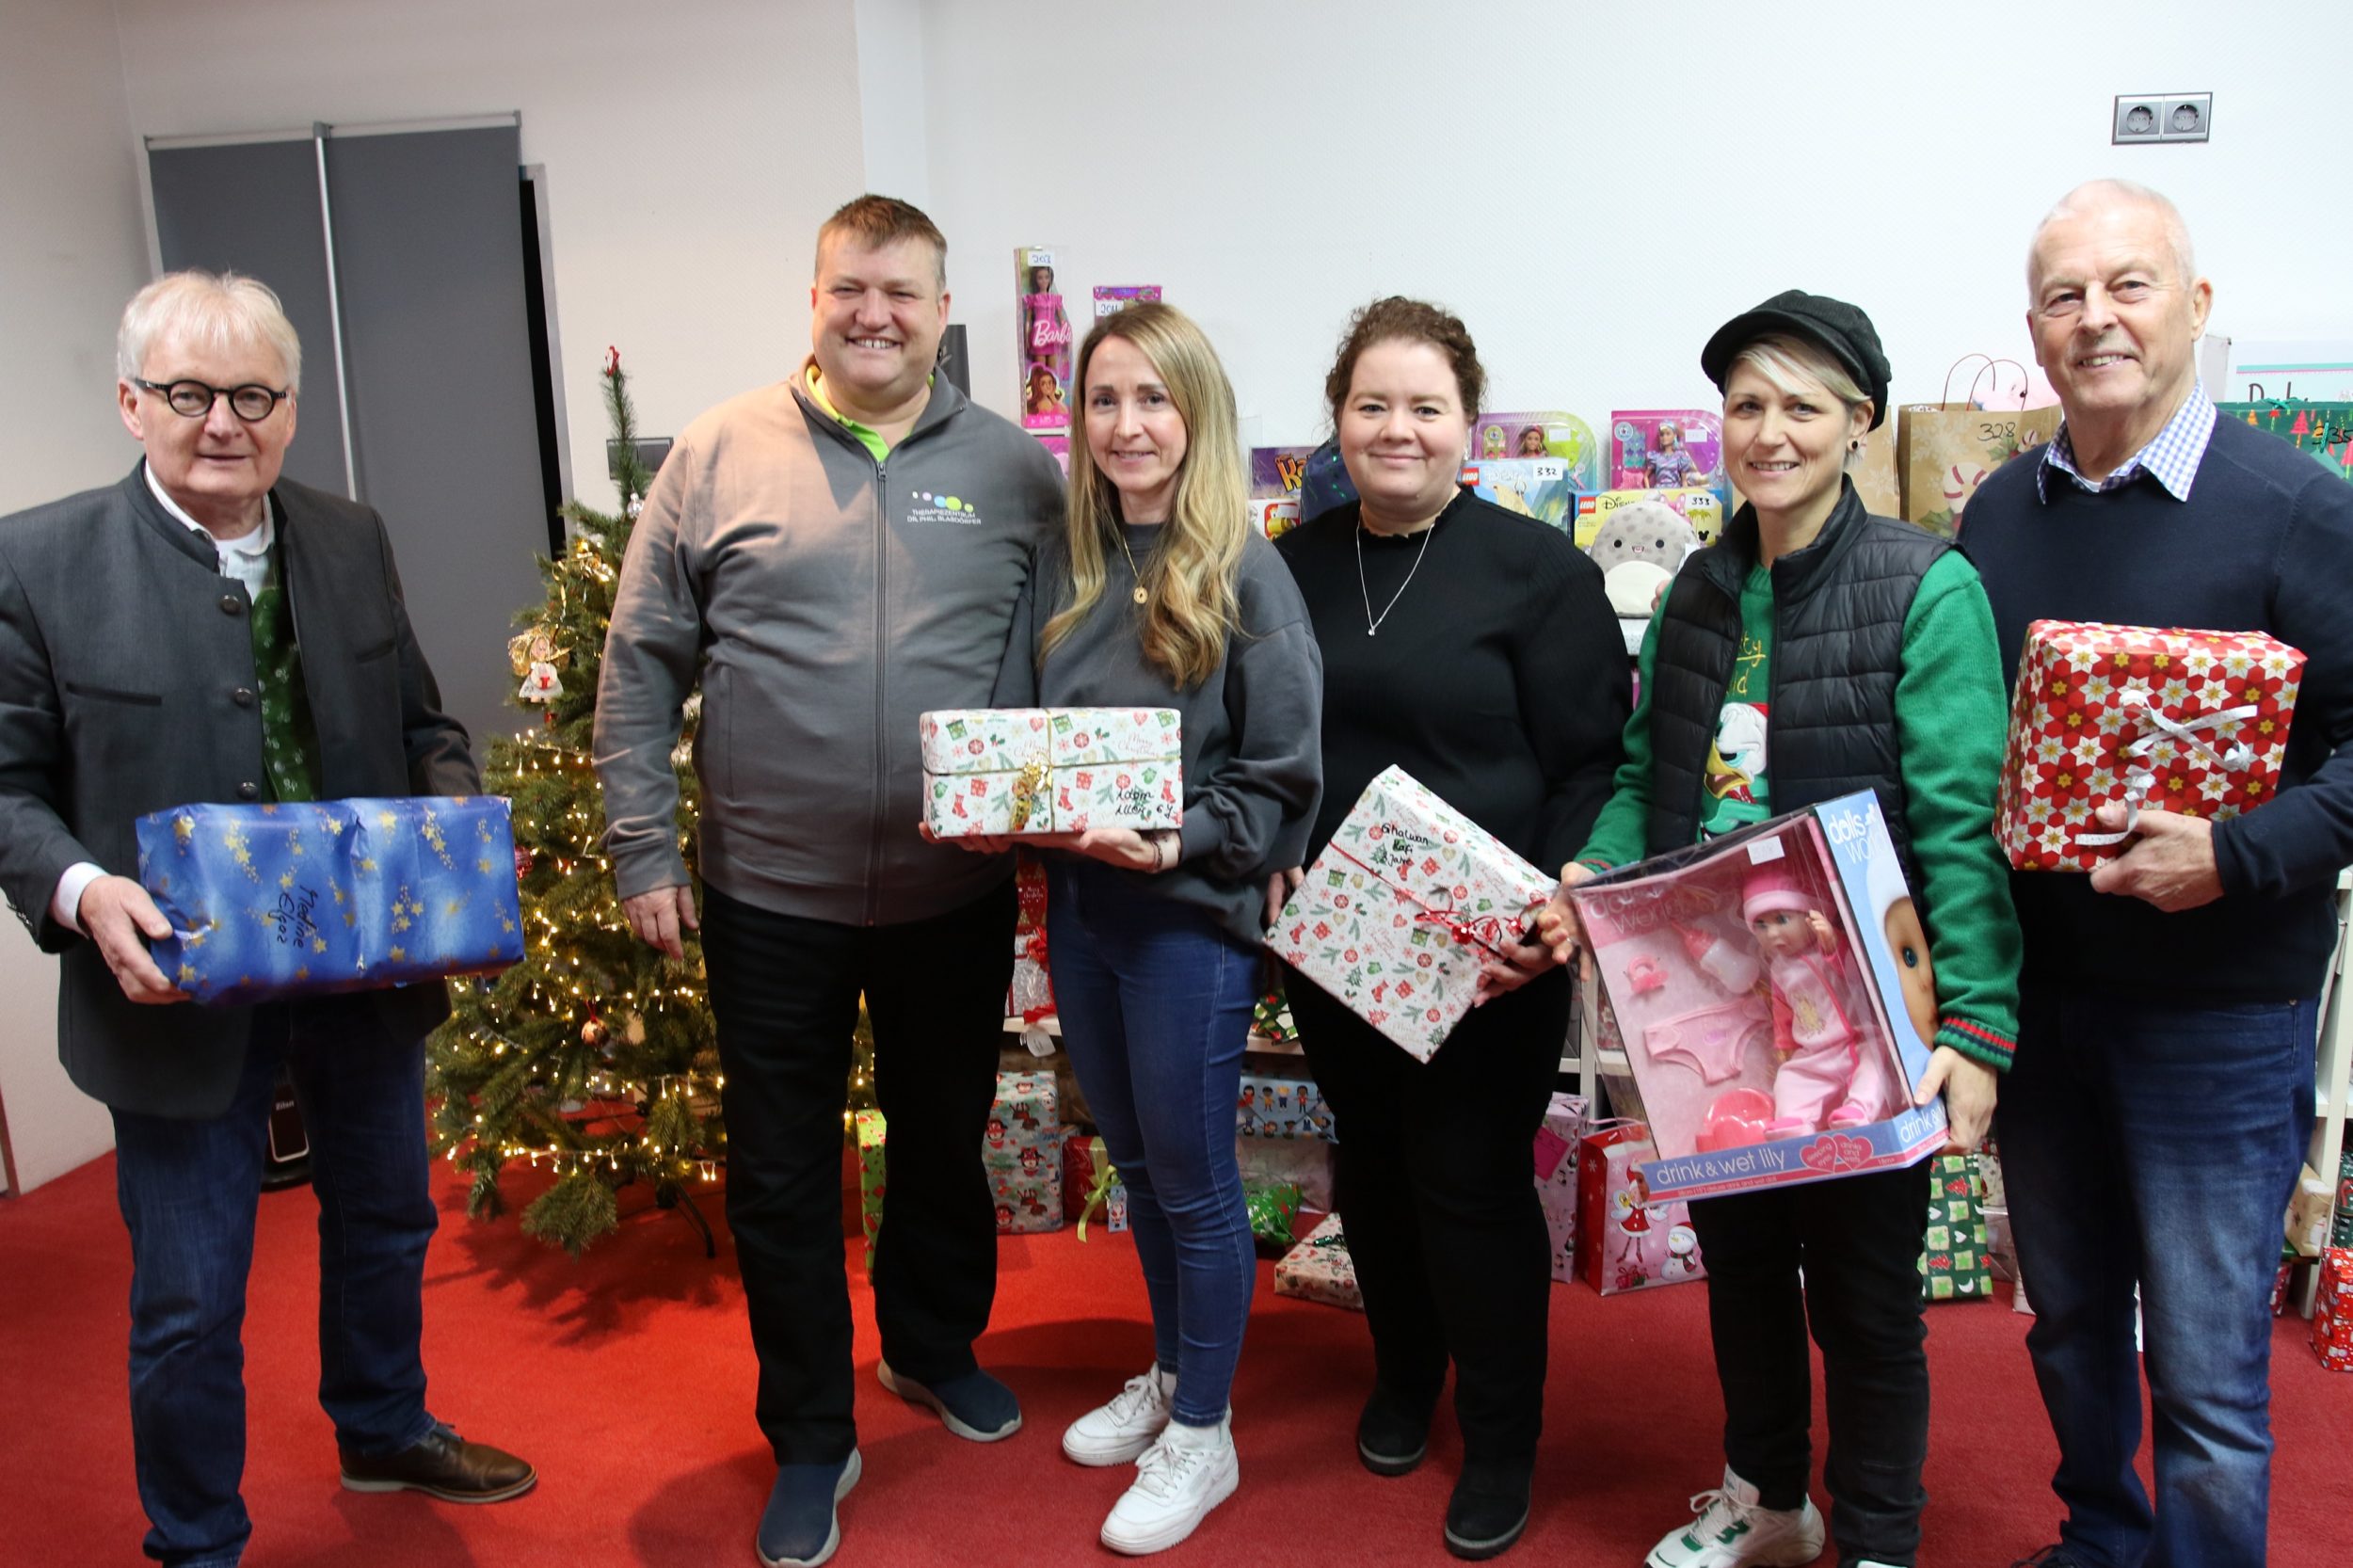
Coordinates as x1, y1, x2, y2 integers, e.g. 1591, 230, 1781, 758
1537, 292, 2022, 1568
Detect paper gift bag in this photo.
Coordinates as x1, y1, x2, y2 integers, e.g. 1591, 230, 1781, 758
1995, 621, 2302, 872
1919, 1154, 1993, 1302
1895, 360, 2060, 535
1535, 1092, 1591, 1283
1574, 1122, 1705, 1295
137, 796, 524, 1005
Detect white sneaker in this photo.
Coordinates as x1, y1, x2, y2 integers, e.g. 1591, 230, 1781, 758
1099, 1411, 1239, 1556
1643, 1464, 1826, 1568
1063, 1365, 1175, 1466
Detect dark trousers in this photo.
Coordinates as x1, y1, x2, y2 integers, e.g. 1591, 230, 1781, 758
1288, 966, 1567, 1467
699, 878, 1016, 1464
1999, 984, 2315, 1568
110, 1003, 440, 1568
1689, 1159, 1932, 1567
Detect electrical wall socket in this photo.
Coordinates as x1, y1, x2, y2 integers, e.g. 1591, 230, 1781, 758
2114, 92, 2212, 144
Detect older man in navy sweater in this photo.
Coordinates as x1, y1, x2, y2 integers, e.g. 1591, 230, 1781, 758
1967, 180, 2353, 1568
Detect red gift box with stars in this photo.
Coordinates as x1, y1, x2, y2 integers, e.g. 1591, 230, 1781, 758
2313, 1247, 2353, 1372
1995, 621, 2303, 872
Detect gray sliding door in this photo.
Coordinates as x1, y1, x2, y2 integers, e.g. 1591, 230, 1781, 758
148, 120, 550, 748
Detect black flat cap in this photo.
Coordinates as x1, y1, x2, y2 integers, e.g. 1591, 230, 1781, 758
1701, 290, 1892, 430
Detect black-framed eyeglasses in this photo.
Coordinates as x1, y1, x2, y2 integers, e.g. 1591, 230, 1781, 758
131, 377, 291, 422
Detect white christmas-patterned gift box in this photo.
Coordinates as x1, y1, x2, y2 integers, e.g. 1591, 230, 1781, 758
1272, 765, 1557, 1062
920, 707, 1181, 838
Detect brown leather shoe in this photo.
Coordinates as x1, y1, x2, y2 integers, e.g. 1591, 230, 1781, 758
340, 1424, 536, 1503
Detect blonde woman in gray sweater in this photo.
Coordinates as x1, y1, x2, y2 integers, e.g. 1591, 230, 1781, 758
974, 301, 1322, 1555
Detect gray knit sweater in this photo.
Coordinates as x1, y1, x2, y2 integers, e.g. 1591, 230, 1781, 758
994, 523, 1324, 945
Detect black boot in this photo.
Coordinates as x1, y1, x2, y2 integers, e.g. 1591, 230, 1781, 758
1443, 1458, 1532, 1560
1355, 1384, 1433, 1477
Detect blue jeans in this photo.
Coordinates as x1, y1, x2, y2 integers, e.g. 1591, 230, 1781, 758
1997, 984, 2316, 1568
110, 1003, 441, 1568
1046, 859, 1258, 1427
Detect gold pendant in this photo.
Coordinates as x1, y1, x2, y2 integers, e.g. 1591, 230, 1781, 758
1132, 586, 1148, 605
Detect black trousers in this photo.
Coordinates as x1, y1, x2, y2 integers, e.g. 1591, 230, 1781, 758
699, 878, 1016, 1464
1688, 1159, 1932, 1566
1289, 966, 1568, 1468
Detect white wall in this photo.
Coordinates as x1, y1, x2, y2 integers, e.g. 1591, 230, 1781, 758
920, 0, 2353, 443
0, 0, 153, 1192
111, 0, 868, 517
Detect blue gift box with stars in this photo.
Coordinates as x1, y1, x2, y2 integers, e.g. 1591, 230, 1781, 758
136, 796, 526, 1005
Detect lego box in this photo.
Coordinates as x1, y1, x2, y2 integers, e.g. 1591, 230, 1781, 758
1567, 792, 1948, 1202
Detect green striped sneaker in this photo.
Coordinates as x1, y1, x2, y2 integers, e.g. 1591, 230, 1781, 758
1643, 1465, 1825, 1568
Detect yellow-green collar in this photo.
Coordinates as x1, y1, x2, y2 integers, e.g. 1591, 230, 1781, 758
805, 365, 891, 462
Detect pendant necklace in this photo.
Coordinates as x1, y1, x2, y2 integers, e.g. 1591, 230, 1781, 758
1356, 517, 1434, 636
1112, 525, 1149, 605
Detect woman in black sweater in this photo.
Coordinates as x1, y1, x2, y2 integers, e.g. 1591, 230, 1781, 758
1273, 297, 1628, 1560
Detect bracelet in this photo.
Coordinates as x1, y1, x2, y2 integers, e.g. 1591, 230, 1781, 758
1151, 833, 1169, 873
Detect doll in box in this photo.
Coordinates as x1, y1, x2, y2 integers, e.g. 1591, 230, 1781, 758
1741, 861, 1896, 1135
1644, 419, 1705, 488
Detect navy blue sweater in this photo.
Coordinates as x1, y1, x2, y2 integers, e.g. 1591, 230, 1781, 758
1966, 413, 2353, 1000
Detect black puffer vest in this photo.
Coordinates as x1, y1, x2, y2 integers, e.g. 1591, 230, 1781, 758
1646, 482, 1947, 888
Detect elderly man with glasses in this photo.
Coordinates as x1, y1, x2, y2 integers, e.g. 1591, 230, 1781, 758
0, 270, 533, 1568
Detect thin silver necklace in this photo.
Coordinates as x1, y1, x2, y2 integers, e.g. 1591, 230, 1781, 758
1355, 518, 1435, 636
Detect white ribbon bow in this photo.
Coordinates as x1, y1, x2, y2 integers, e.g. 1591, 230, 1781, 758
2077, 687, 2259, 847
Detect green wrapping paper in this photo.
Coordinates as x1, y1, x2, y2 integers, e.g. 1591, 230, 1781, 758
1244, 1180, 1303, 1250
1919, 1153, 1993, 1302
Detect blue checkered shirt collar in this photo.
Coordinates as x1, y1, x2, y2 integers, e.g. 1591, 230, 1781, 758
2038, 382, 2217, 503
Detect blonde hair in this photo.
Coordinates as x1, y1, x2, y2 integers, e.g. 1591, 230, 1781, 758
117, 270, 302, 392
1729, 333, 1872, 468
1042, 302, 1247, 689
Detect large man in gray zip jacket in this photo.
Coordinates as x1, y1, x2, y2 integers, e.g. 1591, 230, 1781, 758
595, 196, 1062, 1568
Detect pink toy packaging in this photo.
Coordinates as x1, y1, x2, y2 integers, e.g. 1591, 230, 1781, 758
1013, 245, 1074, 432
1610, 409, 1722, 491
1092, 284, 1162, 317
1567, 792, 1947, 1202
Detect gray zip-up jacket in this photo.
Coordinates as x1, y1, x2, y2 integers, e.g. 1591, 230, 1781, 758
595, 366, 1064, 925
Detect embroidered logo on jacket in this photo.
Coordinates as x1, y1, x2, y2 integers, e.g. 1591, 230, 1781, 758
910, 490, 983, 525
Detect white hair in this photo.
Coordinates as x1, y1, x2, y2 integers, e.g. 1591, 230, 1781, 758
116, 270, 303, 392
2026, 179, 2199, 295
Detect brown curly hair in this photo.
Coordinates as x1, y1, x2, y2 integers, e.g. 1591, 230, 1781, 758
1323, 296, 1485, 429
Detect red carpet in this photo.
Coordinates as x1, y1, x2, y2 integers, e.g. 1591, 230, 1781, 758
4, 1152, 2346, 1567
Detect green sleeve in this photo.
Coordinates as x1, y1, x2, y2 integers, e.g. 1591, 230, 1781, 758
1895, 551, 2023, 1070
1574, 605, 1665, 872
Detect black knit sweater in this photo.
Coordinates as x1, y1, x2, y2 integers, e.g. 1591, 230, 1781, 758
1274, 489, 1628, 873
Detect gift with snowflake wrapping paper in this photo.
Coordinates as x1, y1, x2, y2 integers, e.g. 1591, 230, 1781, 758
1270, 765, 1557, 1062
920, 707, 1181, 838
1995, 621, 2303, 872
136, 796, 524, 1004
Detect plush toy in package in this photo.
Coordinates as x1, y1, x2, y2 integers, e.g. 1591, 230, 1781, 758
1461, 458, 1578, 532
1572, 487, 1724, 551
1610, 409, 1722, 491
1472, 409, 1603, 489
1567, 792, 1948, 1202
1578, 495, 1709, 624
1014, 246, 1073, 432
136, 796, 524, 1005
1995, 620, 2303, 872
920, 708, 1181, 838
1272, 765, 1557, 1063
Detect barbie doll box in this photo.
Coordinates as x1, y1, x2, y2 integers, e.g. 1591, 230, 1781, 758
1609, 409, 1722, 491
920, 708, 1182, 838
1472, 409, 1603, 490
1271, 765, 1558, 1064
1566, 794, 1947, 1202
1994, 620, 2303, 872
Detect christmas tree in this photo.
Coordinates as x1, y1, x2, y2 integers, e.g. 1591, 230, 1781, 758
427, 349, 876, 1256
